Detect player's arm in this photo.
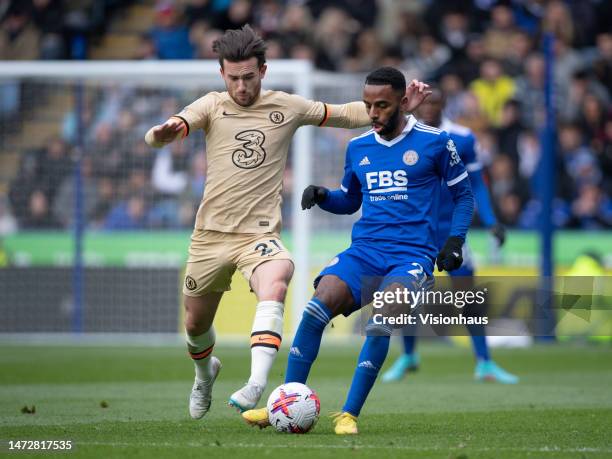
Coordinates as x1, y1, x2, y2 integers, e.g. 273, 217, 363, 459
436, 134, 474, 271
144, 116, 188, 147
293, 80, 431, 129
301, 147, 362, 214
144, 94, 213, 148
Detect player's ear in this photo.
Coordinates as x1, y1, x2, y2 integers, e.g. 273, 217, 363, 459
259, 64, 267, 79
399, 93, 409, 112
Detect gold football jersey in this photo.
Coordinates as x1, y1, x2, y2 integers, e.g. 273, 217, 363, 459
175, 89, 369, 234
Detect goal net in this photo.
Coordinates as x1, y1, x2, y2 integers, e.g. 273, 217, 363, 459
0, 61, 366, 339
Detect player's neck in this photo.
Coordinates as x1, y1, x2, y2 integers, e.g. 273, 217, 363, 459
380, 115, 407, 141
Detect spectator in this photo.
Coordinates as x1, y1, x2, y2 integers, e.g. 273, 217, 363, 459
401, 34, 450, 80
52, 156, 99, 229
559, 123, 602, 194
470, 58, 515, 127
152, 141, 189, 196
135, 33, 157, 60
312, 7, 358, 71
568, 184, 612, 229
31, 0, 66, 59
104, 194, 149, 230
343, 29, 386, 73
514, 53, 546, 129
149, 2, 193, 59
214, 0, 252, 31
22, 190, 62, 229
483, 2, 523, 61
495, 99, 523, 167
0, 6, 40, 59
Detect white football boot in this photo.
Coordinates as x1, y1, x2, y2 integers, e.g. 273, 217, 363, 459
189, 356, 221, 419
228, 382, 265, 412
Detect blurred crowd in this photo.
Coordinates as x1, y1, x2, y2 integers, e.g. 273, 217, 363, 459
0, 0, 136, 59
6, 88, 206, 232
1, 0, 611, 233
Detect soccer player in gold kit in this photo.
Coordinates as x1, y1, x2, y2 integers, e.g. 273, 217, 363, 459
145, 25, 430, 420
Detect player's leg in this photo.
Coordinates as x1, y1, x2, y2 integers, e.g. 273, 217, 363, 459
183, 230, 235, 419
184, 292, 224, 419
336, 262, 433, 434
453, 244, 518, 383
381, 334, 420, 382
242, 248, 363, 428
229, 258, 293, 411
241, 274, 354, 428
230, 234, 293, 411
284, 274, 354, 383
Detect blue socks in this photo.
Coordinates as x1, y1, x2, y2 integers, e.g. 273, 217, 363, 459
342, 335, 390, 417
402, 321, 490, 362
466, 324, 490, 361
402, 334, 416, 355
285, 298, 332, 384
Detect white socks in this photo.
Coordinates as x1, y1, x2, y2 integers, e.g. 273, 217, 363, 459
249, 301, 284, 387
186, 327, 215, 381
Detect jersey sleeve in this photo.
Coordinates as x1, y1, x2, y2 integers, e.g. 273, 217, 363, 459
288, 94, 370, 128
319, 145, 362, 214
437, 132, 473, 240
462, 134, 482, 173
174, 93, 217, 134
436, 132, 469, 187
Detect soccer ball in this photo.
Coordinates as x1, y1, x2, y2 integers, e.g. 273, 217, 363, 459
266, 382, 320, 433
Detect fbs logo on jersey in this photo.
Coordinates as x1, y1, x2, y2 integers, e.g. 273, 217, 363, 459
365, 170, 408, 193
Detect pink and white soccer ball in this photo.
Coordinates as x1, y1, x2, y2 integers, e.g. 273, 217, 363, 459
266, 382, 320, 433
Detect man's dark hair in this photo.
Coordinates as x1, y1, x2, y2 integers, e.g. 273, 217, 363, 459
212, 24, 267, 68
365, 67, 406, 94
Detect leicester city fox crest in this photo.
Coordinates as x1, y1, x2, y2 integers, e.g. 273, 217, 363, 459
233, 130, 267, 169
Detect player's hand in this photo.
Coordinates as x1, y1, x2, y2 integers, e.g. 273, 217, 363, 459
150, 117, 186, 144
301, 185, 328, 210
436, 236, 464, 272
490, 223, 506, 247
405, 79, 432, 113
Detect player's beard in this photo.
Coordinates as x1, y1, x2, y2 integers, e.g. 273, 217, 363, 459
377, 106, 402, 138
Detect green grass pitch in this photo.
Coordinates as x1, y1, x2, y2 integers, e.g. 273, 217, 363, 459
1, 342, 611, 458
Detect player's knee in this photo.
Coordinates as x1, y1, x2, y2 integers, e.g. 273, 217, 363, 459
258, 279, 288, 302
184, 314, 211, 336
314, 276, 353, 317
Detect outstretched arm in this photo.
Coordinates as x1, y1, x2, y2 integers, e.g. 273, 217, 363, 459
301, 185, 361, 215
322, 80, 432, 129
145, 116, 188, 148
296, 80, 431, 129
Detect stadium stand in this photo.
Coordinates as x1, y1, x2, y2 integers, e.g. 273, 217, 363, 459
0, 0, 610, 230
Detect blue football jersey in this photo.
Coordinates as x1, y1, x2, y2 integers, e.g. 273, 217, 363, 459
339, 115, 469, 263
436, 118, 496, 248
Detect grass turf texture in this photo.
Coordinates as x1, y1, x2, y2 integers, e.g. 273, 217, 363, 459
1, 343, 611, 458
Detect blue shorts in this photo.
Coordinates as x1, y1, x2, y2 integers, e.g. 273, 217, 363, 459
315, 242, 434, 316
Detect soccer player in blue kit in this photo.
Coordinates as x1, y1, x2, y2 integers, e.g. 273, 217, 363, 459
242, 67, 474, 434
381, 86, 519, 385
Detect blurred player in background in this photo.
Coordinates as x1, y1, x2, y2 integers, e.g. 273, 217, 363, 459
381, 86, 519, 384
243, 67, 474, 434
145, 25, 430, 420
